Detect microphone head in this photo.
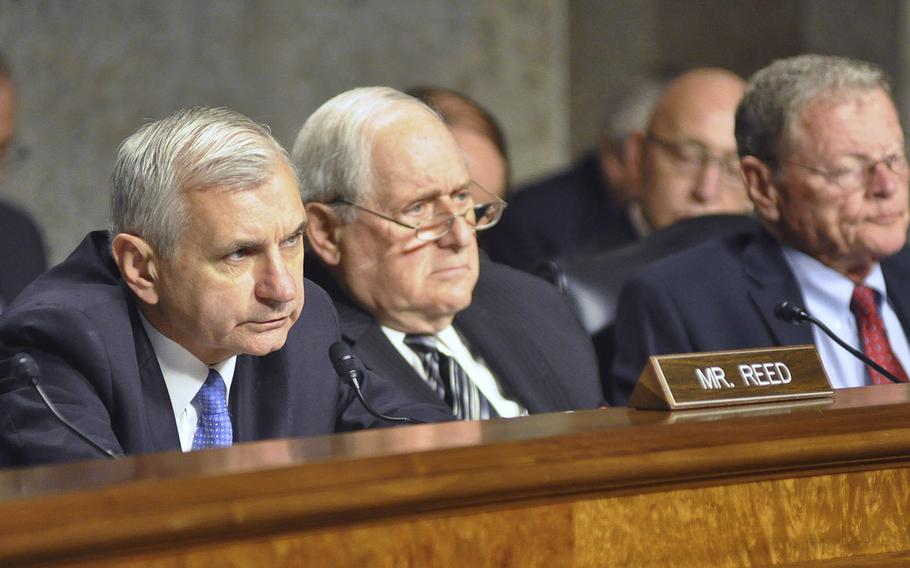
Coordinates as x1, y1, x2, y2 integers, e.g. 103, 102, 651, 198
329, 341, 358, 376
774, 301, 809, 325
12, 353, 40, 385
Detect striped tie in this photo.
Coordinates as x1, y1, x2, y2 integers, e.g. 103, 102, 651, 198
191, 369, 233, 450
404, 334, 497, 420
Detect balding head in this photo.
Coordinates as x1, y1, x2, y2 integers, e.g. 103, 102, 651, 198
647, 68, 745, 136
633, 68, 750, 232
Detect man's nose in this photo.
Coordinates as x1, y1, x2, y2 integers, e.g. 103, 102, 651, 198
436, 213, 474, 250
257, 253, 297, 305
868, 160, 899, 198
692, 159, 724, 202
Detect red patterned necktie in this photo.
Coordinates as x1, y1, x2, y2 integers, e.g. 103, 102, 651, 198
849, 285, 909, 384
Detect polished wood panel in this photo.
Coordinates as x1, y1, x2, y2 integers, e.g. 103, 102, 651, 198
3, 384, 910, 566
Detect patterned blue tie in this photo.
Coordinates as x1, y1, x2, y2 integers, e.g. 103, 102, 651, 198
404, 334, 497, 420
191, 369, 233, 450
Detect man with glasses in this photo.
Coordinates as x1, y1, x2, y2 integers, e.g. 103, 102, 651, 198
0, 106, 453, 466
612, 55, 910, 401
626, 67, 751, 235
294, 87, 604, 419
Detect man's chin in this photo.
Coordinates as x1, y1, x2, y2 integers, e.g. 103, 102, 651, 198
240, 330, 293, 356
864, 227, 909, 260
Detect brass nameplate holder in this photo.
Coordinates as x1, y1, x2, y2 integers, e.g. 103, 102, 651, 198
628, 344, 834, 410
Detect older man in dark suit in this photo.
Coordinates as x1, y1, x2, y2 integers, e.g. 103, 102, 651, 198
0, 52, 47, 310
294, 87, 603, 419
0, 106, 452, 467
612, 55, 910, 404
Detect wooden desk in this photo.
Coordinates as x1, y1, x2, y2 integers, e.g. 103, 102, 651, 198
2, 385, 910, 566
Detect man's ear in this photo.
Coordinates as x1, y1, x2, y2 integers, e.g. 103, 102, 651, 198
741, 156, 781, 224
111, 233, 161, 305
305, 203, 344, 266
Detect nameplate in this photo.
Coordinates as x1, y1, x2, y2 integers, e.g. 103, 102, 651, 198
628, 345, 834, 410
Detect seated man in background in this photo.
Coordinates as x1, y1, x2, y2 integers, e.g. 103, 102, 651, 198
0, 106, 452, 466
0, 52, 47, 311
484, 75, 666, 271
294, 87, 604, 419
538, 68, 753, 403
623, 67, 751, 236
612, 55, 910, 404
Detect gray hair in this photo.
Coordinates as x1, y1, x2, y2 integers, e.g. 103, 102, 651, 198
291, 86, 432, 221
110, 106, 293, 257
601, 76, 668, 150
735, 54, 891, 168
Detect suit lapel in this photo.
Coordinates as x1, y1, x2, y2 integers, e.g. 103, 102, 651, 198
231, 351, 291, 442
883, 250, 910, 339
456, 293, 569, 413
130, 306, 182, 453
742, 231, 814, 346
357, 325, 445, 405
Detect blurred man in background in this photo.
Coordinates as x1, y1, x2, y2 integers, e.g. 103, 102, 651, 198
624, 67, 751, 236
0, 52, 47, 311
485, 76, 665, 271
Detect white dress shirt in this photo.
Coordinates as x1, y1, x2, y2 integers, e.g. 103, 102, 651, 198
782, 246, 910, 388
382, 324, 528, 418
140, 314, 237, 451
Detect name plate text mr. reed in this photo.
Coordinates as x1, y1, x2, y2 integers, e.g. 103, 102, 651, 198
628, 345, 833, 410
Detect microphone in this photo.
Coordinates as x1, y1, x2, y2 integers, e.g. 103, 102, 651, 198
329, 341, 425, 424
774, 301, 812, 325
773, 300, 904, 384
3, 352, 121, 459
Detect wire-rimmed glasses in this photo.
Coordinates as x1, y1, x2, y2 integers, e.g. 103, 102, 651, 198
331, 181, 507, 242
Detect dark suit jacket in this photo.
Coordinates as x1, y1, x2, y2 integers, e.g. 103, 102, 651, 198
0, 200, 47, 309
0, 232, 452, 467
485, 151, 637, 272
611, 228, 910, 405
538, 214, 760, 404
306, 255, 605, 413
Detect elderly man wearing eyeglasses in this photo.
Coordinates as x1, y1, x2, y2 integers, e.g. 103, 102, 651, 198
612, 55, 910, 403
626, 67, 751, 236
294, 87, 604, 419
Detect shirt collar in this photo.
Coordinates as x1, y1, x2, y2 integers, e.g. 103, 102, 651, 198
138, 312, 236, 419
384, 324, 459, 356
782, 245, 887, 311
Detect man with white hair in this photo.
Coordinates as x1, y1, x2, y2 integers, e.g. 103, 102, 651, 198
612, 55, 910, 404
295, 87, 603, 419
0, 106, 451, 466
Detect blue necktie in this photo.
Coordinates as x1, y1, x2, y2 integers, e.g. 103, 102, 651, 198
191, 369, 233, 450
404, 334, 497, 420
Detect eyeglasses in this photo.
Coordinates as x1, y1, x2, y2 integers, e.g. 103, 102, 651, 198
647, 133, 742, 181
783, 149, 910, 191
331, 181, 507, 242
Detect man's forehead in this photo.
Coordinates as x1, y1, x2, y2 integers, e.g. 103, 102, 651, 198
369, 116, 470, 202
791, 88, 902, 157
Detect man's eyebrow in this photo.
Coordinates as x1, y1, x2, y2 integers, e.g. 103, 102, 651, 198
287, 220, 307, 239
219, 221, 308, 254
417, 180, 474, 199
219, 237, 262, 255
